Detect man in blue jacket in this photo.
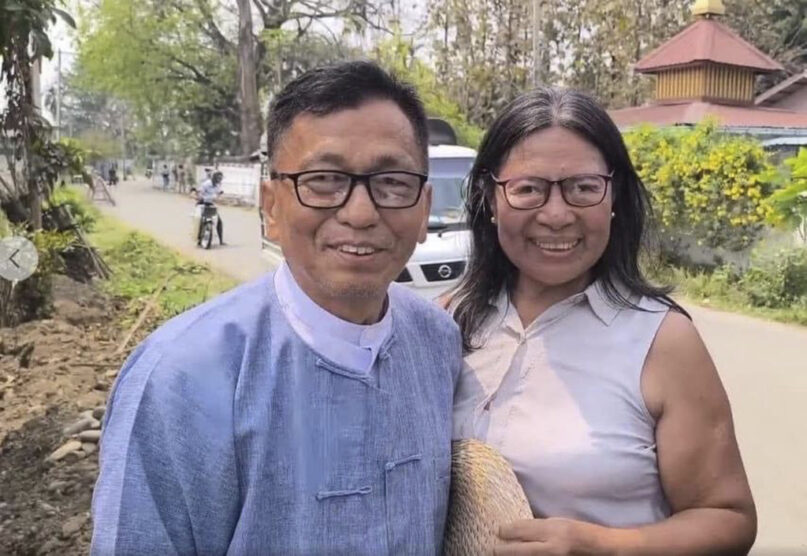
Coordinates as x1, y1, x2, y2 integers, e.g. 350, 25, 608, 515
91, 61, 461, 555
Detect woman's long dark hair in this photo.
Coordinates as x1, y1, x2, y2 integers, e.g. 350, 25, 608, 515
451, 87, 686, 351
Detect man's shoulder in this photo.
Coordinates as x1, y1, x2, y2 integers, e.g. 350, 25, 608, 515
111, 274, 280, 404
143, 274, 276, 359
388, 285, 462, 385
389, 283, 458, 336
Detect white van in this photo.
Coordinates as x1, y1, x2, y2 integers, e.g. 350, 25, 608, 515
393, 144, 474, 299
260, 121, 475, 300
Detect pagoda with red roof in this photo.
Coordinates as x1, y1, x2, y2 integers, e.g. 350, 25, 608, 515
609, 0, 807, 144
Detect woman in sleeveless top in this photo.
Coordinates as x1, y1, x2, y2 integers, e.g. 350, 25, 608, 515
448, 88, 756, 554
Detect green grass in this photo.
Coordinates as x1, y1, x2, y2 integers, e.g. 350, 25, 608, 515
675, 291, 807, 326
661, 266, 807, 327
88, 213, 238, 324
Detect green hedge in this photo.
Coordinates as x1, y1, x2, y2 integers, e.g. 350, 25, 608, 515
658, 245, 807, 325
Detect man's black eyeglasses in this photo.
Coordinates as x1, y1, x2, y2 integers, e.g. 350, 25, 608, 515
270, 170, 428, 209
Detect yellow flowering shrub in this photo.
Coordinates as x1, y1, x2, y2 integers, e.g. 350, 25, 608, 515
623, 120, 782, 251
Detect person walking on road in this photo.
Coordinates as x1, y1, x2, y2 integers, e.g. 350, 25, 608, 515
177, 164, 187, 193
161, 164, 170, 191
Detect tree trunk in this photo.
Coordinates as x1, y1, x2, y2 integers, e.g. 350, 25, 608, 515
236, 0, 262, 156
28, 187, 42, 230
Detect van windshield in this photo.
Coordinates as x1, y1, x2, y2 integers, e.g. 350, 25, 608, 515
429, 157, 473, 230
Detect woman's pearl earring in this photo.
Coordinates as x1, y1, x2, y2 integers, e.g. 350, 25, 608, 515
611, 212, 615, 219
491, 216, 497, 224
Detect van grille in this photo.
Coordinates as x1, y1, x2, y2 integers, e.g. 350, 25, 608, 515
421, 261, 465, 282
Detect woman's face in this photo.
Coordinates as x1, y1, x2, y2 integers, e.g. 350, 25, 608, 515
490, 126, 613, 291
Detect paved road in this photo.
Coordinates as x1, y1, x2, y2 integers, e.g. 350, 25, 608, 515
99, 179, 271, 282
99, 178, 807, 554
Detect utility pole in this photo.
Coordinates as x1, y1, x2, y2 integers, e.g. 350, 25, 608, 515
29, 57, 43, 229
56, 49, 62, 141
54, 49, 77, 140
120, 110, 126, 180
31, 58, 42, 118
532, 0, 545, 88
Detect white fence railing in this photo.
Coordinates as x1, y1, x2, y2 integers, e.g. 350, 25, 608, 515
149, 160, 261, 206
194, 163, 261, 205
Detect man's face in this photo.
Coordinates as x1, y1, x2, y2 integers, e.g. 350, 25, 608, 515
263, 100, 431, 309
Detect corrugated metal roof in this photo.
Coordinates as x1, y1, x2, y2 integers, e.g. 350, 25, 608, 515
761, 136, 807, 147
609, 101, 807, 128
756, 71, 807, 106
635, 19, 783, 73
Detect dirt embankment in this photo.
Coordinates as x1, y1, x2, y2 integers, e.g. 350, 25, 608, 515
0, 275, 152, 555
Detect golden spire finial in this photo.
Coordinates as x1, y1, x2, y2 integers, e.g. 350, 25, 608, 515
692, 0, 726, 18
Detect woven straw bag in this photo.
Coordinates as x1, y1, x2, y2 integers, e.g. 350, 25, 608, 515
443, 439, 533, 555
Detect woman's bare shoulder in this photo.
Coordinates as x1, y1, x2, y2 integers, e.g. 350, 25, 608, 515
641, 310, 726, 420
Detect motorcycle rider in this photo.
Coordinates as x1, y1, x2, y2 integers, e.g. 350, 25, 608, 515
195, 170, 224, 246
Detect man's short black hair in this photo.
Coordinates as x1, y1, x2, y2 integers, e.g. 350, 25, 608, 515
266, 61, 429, 169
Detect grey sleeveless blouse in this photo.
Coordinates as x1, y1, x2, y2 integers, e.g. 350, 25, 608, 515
453, 281, 672, 527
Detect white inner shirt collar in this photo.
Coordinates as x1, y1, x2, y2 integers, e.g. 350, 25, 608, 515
274, 262, 393, 374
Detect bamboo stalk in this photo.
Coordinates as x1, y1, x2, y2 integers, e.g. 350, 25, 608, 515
115, 272, 176, 355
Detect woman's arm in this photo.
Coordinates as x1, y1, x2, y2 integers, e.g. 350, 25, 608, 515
623, 310, 756, 554
496, 311, 756, 556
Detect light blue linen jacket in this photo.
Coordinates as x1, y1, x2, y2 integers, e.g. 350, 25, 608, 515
91, 274, 461, 555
